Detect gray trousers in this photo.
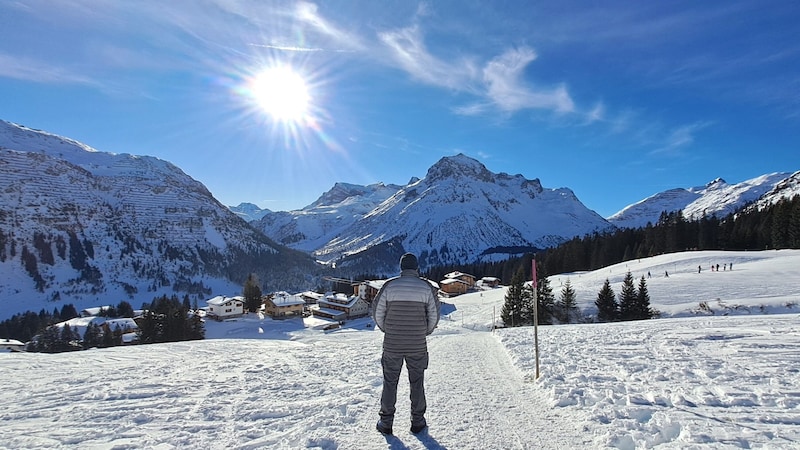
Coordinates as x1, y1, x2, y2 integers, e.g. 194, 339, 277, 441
379, 352, 429, 425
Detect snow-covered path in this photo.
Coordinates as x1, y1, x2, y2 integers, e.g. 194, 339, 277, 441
421, 330, 587, 449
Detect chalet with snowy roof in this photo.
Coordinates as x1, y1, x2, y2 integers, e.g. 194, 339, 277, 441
298, 291, 324, 306
312, 293, 369, 321
81, 306, 112, 317
56, 316, 140, 344
439, 271, 476, 296
479, 277, 501, 288
206, 296, 245, 320
264, 292, 305, 319
440, 278, 469, 296
357, 280, 386, 303
1, 338, 25, 352
444, 271, 476, 288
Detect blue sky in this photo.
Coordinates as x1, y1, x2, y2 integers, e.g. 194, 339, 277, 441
1, 1, 799, 217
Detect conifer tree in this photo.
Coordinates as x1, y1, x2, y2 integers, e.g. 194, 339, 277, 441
60, 304, 78, 320
112, 324, 124, 346
116, 301, 134, 318
501, 268, 527, 327
634, 276, 654, 320
60, 323, 76, 352
243, 273, 263, 313
38, 326, 60, 353
101, 323, 114, 348
187, 311, 205, 340
618, 271, 639, 321
535, 275, 555, 325
557, 278, 579, 323
83, 322, 101, 349
595, 279, 618, 322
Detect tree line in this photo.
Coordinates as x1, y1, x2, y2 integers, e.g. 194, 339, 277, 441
0, 295, 204, 351
425, 194, 800, 286
500, 263, 656, 327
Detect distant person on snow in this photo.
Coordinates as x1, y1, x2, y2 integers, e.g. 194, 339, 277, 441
372, 252, 440, 436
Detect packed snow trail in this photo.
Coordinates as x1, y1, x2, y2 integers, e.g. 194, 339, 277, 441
414, 329, 588, 449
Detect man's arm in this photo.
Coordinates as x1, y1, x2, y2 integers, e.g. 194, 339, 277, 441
372, 286, 388, 332
425, 283, 440, 335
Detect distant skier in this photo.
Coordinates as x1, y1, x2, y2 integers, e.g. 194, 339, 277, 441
698, 265, 701, 273
372, 253, 440, 436
665, 271, 669, 278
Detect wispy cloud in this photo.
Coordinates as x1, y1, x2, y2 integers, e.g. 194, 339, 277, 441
379, 23, 574, 117
378, 24, 477, 91
0, 53, 97, 86
586, 102, 605, 124
481, 47, 574, 114
294, 2, 366, 53
248, 44, 325, 52
650, 121, 714, 157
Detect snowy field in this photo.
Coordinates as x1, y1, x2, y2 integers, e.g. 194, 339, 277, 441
1, 249, 799, 449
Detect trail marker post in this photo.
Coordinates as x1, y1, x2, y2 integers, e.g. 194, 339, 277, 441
532, 257, 540, 379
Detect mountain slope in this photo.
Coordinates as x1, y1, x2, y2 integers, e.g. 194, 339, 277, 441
255, 182, 403, 253
750, 170, 800, 210
608, 173, 792, 229
228, 202, 271, 222
260, 154, 614, 273
0, 120, 319, 319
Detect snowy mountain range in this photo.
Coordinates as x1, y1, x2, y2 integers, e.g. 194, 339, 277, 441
2, 118, 798, 319
0, 120, 319, 319
606, 172, 796, 229
254, 154, 615, 273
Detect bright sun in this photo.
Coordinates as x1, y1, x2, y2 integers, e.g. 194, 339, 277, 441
250, 66, 310, 122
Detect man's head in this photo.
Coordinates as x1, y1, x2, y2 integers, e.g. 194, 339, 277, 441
400, 252, 418, 271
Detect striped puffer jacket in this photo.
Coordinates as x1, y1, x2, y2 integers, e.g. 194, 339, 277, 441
372, 269, 440, 355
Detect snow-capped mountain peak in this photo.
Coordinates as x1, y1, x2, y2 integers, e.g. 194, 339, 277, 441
608, 172, 792, 229
256, 154, 614, 273
228, 202, 271, 222
702, 177, 728, 191
425, 153, 494, 183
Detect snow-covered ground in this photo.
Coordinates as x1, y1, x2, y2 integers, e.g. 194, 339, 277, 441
1, 250, 800, 449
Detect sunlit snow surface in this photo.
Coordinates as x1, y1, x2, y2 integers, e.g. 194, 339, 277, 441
1, 250, 799, 449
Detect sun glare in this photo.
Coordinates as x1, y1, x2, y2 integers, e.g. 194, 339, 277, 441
250, 66, 311, 122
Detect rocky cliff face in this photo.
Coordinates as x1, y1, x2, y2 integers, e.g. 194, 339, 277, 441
0, 120, 319, 318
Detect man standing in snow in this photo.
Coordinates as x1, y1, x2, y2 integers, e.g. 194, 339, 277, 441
372, 252, 440, 436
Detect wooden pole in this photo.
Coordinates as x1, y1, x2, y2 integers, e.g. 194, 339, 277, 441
533, 257, 540, 379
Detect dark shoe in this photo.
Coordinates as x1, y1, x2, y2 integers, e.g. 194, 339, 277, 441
376, 420, 393, 435
410, 420, 427, 434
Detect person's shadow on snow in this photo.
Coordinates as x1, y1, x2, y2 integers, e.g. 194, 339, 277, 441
382, 431, 446, 450
413, 430, 446, 449
382, 434, 410, 450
